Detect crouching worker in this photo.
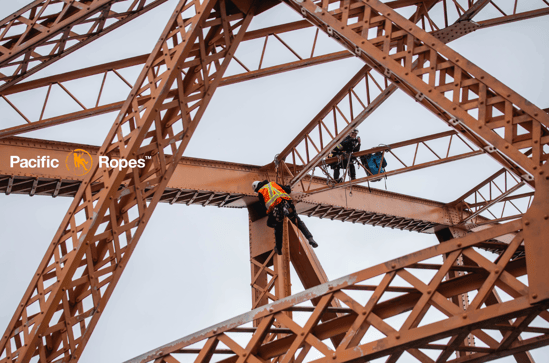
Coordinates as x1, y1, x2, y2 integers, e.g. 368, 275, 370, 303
329, 129, 361, 182
252, 180, 318, 255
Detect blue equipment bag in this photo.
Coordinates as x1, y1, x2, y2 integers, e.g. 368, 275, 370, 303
361, 152, 387, 181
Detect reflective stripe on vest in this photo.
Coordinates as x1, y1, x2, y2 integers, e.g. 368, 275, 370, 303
259, 182, 291, 213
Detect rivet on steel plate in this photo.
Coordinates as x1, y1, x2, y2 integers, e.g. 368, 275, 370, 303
484, 145, 496, 153
448, 117, 460, 126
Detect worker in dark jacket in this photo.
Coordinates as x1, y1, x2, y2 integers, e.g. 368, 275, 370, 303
330, 129, 361, 182
252, 180, 318, 255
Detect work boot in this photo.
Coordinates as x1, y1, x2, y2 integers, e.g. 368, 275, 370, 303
308, 237, 318, 248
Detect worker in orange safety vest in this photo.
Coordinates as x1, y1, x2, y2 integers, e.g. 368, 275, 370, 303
252, 180, 318, 255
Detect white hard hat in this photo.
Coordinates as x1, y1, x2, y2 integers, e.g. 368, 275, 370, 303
351, 129, 359, 134
252, 181, 261, 191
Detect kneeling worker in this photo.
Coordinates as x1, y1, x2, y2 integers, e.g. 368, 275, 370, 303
252, 180, 318, 255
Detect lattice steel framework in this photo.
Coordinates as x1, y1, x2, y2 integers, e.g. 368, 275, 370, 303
0, 0, 548, 363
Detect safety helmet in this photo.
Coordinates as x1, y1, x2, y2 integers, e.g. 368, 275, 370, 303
351, 129, 359, 135
252, 181, 261, 192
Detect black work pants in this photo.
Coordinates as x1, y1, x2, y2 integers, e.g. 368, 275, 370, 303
333, 158, 356, 181
268, 201, 313, 252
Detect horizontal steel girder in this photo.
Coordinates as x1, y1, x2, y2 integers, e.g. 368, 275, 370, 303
0, 135, 511, 233
0, 135, 449, 230
124, 218, 549, 363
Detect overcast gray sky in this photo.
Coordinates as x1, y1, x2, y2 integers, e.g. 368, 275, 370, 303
0, 1, 548, 362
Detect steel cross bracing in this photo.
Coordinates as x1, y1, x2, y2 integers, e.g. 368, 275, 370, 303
0, 0, 172, 92
0, 0, 547, 362
279, 0, 549, 192
294, 130, 485, 195
1, 0, 548, 138
125, 218, 549, 363
284, 0, 549, 180
449, 168, 534, 226
277, 72, 545, 193
121, 0, 549, 361
0, 0, 259, 361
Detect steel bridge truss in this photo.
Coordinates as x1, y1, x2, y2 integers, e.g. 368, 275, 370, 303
126, 219, 548, 363
1, 0, 549, 138
0, 0, 548, 362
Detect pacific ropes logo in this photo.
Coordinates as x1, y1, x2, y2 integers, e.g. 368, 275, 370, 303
65, 149, 93, 176
9, 149, 146, 176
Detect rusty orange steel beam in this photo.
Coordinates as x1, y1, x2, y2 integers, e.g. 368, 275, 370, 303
0, 19, 336, 96
0, 51, 351, 139
277, 4, 549, 188
3, 0, 548, 139
0, 137, 522, 253
285, 0, 549, 188
296, 130, 484, 195
0, 0, 259, 362
0, 136, 464, 233
123, 218, 549, 363
248, 211, 343, 339
477, 7, 549, 28
0, 0, 432, 94
449, 168, 534, 226
281, 68, 398, 187
282, 1, 549, 353
0, 0, 170, 92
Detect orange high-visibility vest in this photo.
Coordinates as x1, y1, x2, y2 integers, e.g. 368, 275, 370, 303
258, 182, 292, 214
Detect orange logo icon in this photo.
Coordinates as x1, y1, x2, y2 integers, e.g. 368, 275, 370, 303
66, 149, 93, 176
